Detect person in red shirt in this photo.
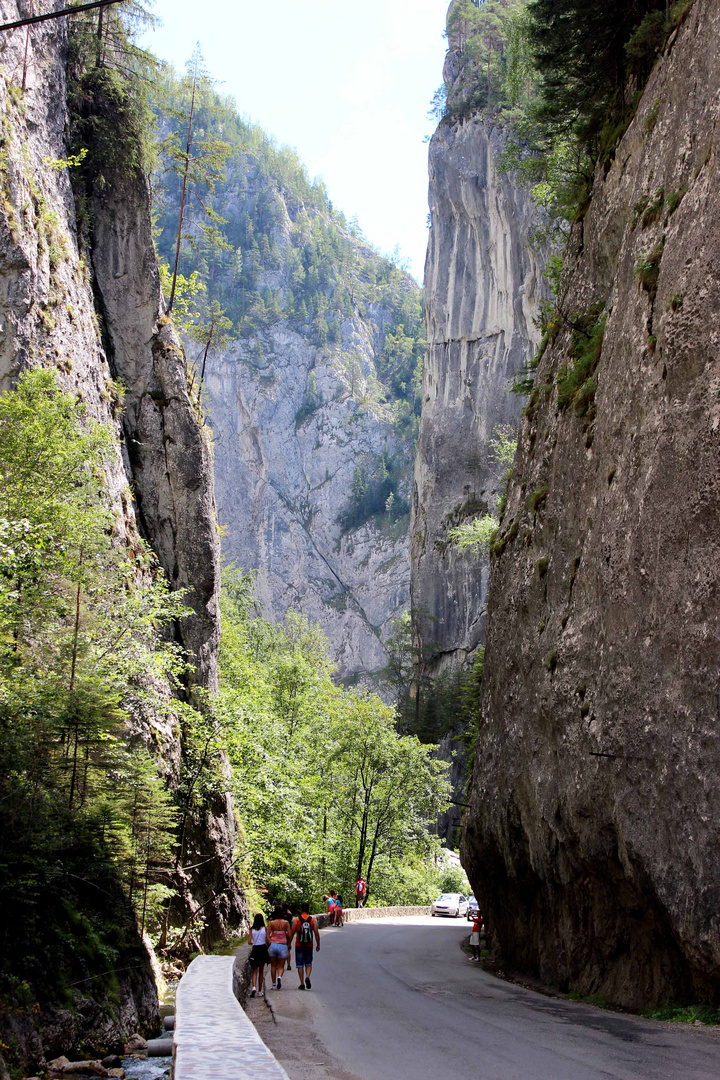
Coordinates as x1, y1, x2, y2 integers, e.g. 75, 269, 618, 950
355, 876, 367, 908
469, 912, 484, 961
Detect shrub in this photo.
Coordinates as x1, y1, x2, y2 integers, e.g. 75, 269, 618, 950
527, 485, 549, 513
636, 240, 665, 302
556, 306, 606, 419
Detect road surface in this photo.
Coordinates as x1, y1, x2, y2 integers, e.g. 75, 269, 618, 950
245, 915, 720, 1080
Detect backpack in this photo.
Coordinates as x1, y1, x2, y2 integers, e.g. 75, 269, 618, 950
297, 914, 314, 945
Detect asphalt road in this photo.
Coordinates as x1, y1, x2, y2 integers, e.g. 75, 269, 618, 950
246, 915, 720, 1080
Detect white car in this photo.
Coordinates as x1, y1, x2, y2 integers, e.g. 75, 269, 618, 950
431, 893, 469, 918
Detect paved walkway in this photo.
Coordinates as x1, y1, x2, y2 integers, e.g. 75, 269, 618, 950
173, 955, 289, 1080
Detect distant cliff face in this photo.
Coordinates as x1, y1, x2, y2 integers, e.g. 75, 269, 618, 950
206, 315, 410, 683
462, 0, 720, 1008
152, 92, 422, 686
411, 50, 545, 678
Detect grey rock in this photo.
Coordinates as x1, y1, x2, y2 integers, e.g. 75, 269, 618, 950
412, 113, 545, 676
462, 0, 720, 1008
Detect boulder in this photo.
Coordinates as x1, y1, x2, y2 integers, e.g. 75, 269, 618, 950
122, 1035, 147, 1055
100, 1060, 121, 1071
48, 1062, 108, 1077
108, 1071, 125, 1079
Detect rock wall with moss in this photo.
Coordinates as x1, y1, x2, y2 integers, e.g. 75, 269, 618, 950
462, 0, 720, 1009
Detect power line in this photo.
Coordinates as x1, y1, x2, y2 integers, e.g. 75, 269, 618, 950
0, 0, 125, 34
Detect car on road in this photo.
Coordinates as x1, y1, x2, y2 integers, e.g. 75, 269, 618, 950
466, 895, 480, 921
431, 893, 469, 918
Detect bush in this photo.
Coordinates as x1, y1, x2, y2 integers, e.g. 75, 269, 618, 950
556, 307, 606, 419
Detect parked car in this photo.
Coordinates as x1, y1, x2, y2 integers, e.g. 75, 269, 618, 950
431, 893, 469, 918
466, 895, 480, 921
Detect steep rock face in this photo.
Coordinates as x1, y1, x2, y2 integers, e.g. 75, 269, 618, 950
410, 21, 546, 845
206, 317, 409, 684
411, 89, 545, 676
89, 173, 246, 944
0, 3, 244, 1061
462, 0, 720, 1008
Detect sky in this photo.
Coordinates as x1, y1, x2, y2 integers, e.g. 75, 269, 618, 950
139, 0, 450, 281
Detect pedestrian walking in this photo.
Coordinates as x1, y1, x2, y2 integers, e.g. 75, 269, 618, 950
355, 875, 367, 908
248, 913, 270, 997
292, 901, 320, 989
267, 907, 292, 990
283, 904, 294, 969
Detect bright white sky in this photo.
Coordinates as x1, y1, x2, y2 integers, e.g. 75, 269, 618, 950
140, 0, 450, 281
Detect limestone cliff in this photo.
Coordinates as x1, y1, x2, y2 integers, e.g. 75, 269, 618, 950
0, 2, 244, 1062
410, 10, 546, 844
151, 92, 422, 686
206, 305, 411, 685
411, 36, 545, 679
462, 0, 720, 1008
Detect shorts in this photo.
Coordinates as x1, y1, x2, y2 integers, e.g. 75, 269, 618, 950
470, 932, 480, 946
249, 945, 269, 968
295, 945, 314, 969
268, 943, 288, 959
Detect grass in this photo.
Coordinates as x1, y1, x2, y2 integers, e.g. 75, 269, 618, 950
566, 991, 609, 1008
643, 1003, 720, 1025
632, 187, 664, 229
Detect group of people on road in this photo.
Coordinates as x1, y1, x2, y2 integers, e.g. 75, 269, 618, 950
248, 902, 320, 995
247, 878, 370, 995
323, 890, 344, 925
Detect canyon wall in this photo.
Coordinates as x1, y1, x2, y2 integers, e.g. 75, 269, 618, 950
410, 11, 546, 844
206, 296, 411, 688
462, 0, 720, 1008
411, 44, 545, 679
0, 2, 244, 1061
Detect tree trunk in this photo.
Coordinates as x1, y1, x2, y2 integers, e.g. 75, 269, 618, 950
168, 64, 198, 313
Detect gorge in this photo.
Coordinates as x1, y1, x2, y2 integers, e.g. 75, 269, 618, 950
2, 0, 720, 1074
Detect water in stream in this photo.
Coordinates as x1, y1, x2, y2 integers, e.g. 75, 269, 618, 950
121, 984, 175, 1080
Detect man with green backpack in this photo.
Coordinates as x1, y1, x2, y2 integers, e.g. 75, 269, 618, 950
291, 902, 320, 990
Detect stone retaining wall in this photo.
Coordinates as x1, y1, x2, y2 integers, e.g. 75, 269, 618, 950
173, 956, 289, 1080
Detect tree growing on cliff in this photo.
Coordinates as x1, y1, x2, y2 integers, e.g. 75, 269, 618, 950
160, 46, 233, 313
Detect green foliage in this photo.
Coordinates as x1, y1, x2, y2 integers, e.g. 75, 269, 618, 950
556, 306, 606, 419
340, 453, 410, 532
444, 0, 531, 121
643, 1003, 720, 1025
448, 513, 499, 555
527, 484, 549, 512
294, 369, 322, 429
488, 424, 518, 469
635, 240, 665, 302
66, 4, 158, 187
0, 370, 188, 1011
632, 186, 664, 229
216, 572, 451, 909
